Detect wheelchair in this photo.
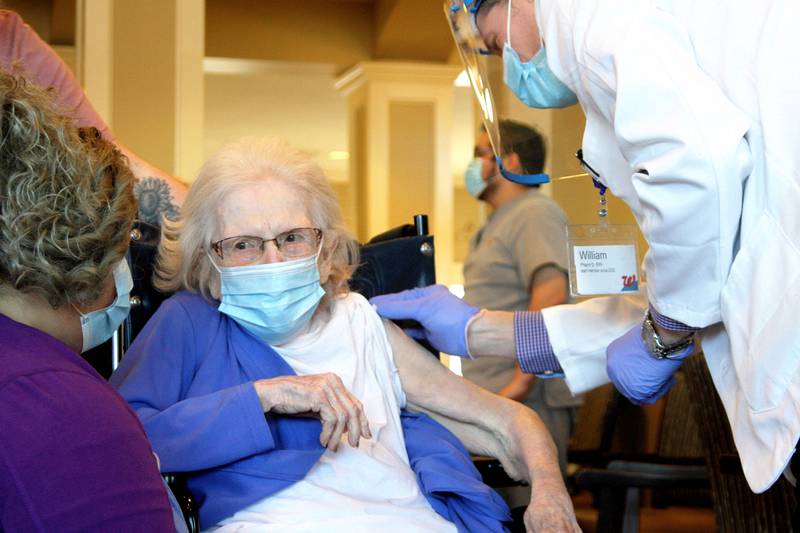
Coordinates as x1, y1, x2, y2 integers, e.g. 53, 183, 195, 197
94, 214, 522, 532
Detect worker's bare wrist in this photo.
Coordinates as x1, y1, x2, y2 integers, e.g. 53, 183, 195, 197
466, 310, 516, 358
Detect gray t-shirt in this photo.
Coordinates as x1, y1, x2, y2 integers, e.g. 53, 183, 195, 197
462, 189, 581, 408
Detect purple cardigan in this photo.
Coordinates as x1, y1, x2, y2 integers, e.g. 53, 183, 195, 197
111, 291, 511, 531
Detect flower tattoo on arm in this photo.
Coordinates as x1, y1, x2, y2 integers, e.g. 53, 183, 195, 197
133, 177, 180, 225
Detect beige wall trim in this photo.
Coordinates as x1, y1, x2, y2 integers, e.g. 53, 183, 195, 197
336, 61, 461, 283
173, 0, 205, 181
75, 0, 113, 127
204, 58, 338, 77
335, 61, 462, 96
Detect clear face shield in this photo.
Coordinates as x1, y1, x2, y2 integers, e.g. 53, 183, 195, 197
444, 0, 549, 186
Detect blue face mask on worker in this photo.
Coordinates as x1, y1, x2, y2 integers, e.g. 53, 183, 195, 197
464, 158, 490, 198
75, 260, 133, 352
212, 246, 326, 346
501, 0, 578, 108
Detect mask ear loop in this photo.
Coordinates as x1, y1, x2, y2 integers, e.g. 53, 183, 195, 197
72, 260, 131, 317
207, 250, 223, 273
314, 236, 325, 265
72, 302, 88, 321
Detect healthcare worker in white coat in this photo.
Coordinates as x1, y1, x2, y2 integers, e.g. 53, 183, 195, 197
371, 0, 800, 497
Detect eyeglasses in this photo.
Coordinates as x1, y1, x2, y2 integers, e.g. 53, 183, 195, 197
211, 227, 322, 266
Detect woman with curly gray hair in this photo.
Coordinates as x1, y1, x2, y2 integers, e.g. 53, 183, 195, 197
113, 137, 577, 531
0, 72, 177, 531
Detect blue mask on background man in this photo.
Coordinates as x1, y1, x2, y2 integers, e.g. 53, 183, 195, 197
464, 158, 490, 198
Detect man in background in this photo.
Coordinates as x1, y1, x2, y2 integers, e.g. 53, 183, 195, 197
461, 120, 579, 501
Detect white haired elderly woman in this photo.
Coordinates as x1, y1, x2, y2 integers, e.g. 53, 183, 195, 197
111, 138, 579, 532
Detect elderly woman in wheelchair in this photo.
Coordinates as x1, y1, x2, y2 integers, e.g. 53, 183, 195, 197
111, 138, 579, 532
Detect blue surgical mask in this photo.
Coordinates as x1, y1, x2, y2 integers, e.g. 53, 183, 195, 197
212, 248, 326, 346
464, 158, 489, 198
76, 260, 133, 352
502, 0, 578, 109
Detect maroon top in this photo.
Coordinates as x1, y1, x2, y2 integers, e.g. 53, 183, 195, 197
0, 314, 174, 532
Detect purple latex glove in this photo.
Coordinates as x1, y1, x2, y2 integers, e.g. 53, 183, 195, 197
606, 324, 694, 405
369, 284, 480, 356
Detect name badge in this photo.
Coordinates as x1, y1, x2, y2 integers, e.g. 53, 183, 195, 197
567, 225, 641, 297
566, 148, 643, 297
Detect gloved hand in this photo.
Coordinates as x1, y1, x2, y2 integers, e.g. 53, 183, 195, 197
606, 324, 693, 405
369, 284, 480, 356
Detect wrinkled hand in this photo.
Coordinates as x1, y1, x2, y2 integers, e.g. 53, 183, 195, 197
254, 373, 371, 451
606, 324, 693, 405
369, 284, 479, 356
525, 479, 582, 532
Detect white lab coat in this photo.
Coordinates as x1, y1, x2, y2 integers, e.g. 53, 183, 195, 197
535, 0, 800, 492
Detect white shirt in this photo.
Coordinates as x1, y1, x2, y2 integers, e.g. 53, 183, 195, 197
212, 293, 456, 533
537, 0, 800, 492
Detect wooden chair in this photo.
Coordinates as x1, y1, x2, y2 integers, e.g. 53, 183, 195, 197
682, 354, 796, 532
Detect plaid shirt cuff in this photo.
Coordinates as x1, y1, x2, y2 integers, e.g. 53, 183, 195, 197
649, 306, 699, 332
515, 311, 563, 377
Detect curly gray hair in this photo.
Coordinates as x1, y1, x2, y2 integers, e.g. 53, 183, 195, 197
155, 137, 358, 307
0, 72, 137, 308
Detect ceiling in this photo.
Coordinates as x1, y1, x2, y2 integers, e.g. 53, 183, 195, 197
374, 0, 455, 62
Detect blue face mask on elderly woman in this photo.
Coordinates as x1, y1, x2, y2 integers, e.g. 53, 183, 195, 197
210, 234, 326, 346
502, 0, 578, 108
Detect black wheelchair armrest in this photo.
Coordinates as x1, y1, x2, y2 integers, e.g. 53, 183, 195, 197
569, 450, 706, 469
575, 460, 709, 491
604, 454, 705, 467
573, 460, 709, 533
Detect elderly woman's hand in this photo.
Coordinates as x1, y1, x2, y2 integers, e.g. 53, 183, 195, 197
524, 478, 582, 533
254, 374, 371, 451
